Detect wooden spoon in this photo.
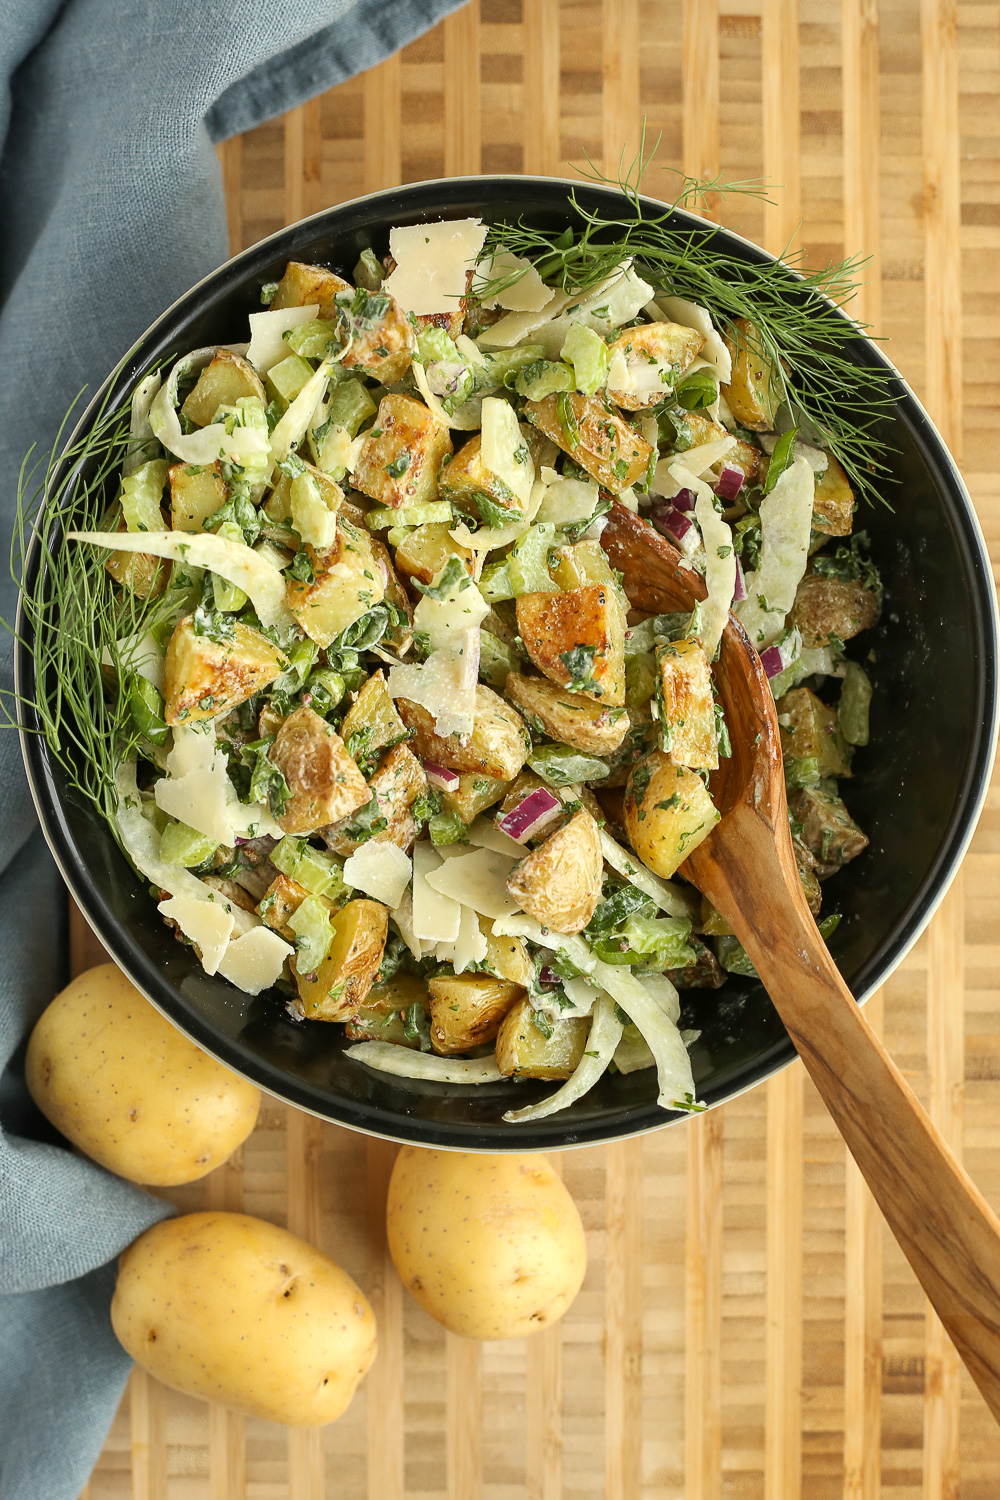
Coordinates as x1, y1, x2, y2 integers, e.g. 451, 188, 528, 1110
602, 501, 1000, 1422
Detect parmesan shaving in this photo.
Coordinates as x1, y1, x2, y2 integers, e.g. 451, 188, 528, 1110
474, 249, 555, 312
217, 928, 294, 995
343, 841, 411, 908
423, 847, 521, 922
411, 841, 461, 943
384, 218, 487, 315
157, 894, 234, 976
246, 303, 320, 374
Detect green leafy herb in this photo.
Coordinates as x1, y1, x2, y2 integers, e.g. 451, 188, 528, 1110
238, 738, 293, 817
812, 530, 883, 608
339, 794, 388, 843
284, 548, 315, 584
762, 427, 798, 496
674, 367, 719, 411
559, 643, 602, 695
412, 555, 470, 600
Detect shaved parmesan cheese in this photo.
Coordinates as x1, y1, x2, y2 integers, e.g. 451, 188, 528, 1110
149, 349, 271, 468
411, 841, 461, 943
387, 568, 488, 738
588, 265, 655, 327
423, 847, 521, 922
385, 218, 487, 316
154, 728, 281, 846
735, 456, 814, 648
655, 295, 732, 385
157, 894, 234, 976
346, 1042, 502, 1085
390, 888, 424, 960
434, 902, 489, 975
606, 348, 630, 392
268, 355, 335, 473
464, 818, 525, 858
667, 461, 736, 661
246, 303, 320, 373
343, 841, 411, 908
476, 291, 576, 350
480, 398, 535, 507
68, 528, 293, 632
559, 975, 599, 1019
217, 927, 294, 995
474, 250, 555, 313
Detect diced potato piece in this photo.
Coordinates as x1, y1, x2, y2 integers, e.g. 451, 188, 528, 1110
105, 539, 168, 599
341, 290, 416, 385
344, 973, 430, 1047
271, 261, 350, 314
776, 686, 851, 778
794, 842, 823, 915
397, 684, 531, 780
339, 671, 410, 772
264, 462, 343, 531
437, 429, 531, 520
790, 572, 879, 649
391, 522, 475, 586
285, 515, 385, 648
655, 637, 718, 771
169, 462, 227, 533
624, 752, 719, 878
163, 616, 287, 726
353, 395, 453, 509
524, 392, 653, 491
721, 317, 782, 431
675, 411, 763, 485
427, 973, 524, 1056
550, 538, 624, 595
180, 349, 265, 428
258, 872, 310, 938
505, 672, 630, 754
506, 809, 604, 934
606, 322, 704, 409
441, 773, 508, 825
270, 705, 370, 834
495, 998, 590, 1080
367, 533, 413, 653
811, 455, 855, 537
788, 783, 869, 877
293, 897, 388, 1021
325, 742, 427, 856
478, 916, 534, 987
516, 583, 626, 706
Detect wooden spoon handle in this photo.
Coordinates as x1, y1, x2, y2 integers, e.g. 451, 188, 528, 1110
698, 829, 1000, 1422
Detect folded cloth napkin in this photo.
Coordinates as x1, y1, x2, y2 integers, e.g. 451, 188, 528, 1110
0, 2, 462, 1494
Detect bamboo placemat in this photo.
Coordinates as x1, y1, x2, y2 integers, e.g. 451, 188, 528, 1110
74, 2, 1000, 1495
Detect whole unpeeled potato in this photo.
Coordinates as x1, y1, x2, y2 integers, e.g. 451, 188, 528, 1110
386, 1148, 587, 1339
112, 1212, 377, 1425
26, 963, 259, 1185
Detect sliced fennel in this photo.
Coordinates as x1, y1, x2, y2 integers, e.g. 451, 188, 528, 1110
345, 1043, 503, 1085
149, 349, 270, 468
735, 455, 814, 648
502, 996, 621, 1123
667, 461, 736, 661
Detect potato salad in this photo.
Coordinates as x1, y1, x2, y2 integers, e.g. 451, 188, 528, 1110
73, 216, 881, 1122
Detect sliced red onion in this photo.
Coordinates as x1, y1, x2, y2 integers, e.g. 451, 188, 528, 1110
651, 502, 692, 540
496, 787, 563, 843
733, 554, 747, 602
423, 762, 460, 792
760, 645, 784, 678
714, 463, 745, 501
538, 965, 560, 989
672, 487, 697, 512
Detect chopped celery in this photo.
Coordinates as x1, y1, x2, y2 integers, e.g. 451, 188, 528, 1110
290, 471, 338, 550
126, 674, 169, 747
784, 756, 822, 792
510, 359, 575, 401
159, 820, 219, 868
507, 523, 560, 596
288, 894, 335, 974
715, 933, 758, 977
480, 558, 515, 602
838, 662, 872, 746
323, 378, 377, 437
304, 668, 347, 714
366, 501, 453, 530
479, 630, 517, 688
266, 353, 315, 406
429, 811, 468, 846
272, 836, 349, 898
562, 323, 609, 396
120, 458, 169, 532
211, 521, 249, 612
386, 525, 413, 550
280, 637, 319, 687
528, 744, 610, 785
354, 248, 384, 291
285, 319, 342, 359
417, 326, 460, 364
625, 652, 656, 707
484, 345, 546, 385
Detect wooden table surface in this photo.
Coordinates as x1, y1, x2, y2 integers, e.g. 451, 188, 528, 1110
77, 2, 1000, 1496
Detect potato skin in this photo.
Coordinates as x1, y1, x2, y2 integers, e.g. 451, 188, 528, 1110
427, 973, 524, 1055
25, 965, 259, 1186
111, 1212, 376, 1425
606, 321, 704, 409
505, 671, 630, 754
397, 683, 531, 780
495, 998, 590, 1079
516, 584, 626, 706
721, 316, 782, 430
506, 808, 604, 934
270, 705, 370, 834
386, 1148, 587, 1339
623, 751, 719, 878
790, 572, 879, 649
163, 615, 286, 726
293, 898, 388, 1020
524, 392, 653, 491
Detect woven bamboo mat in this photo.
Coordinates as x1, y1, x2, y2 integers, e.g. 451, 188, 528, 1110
74, 2, 1000, 1495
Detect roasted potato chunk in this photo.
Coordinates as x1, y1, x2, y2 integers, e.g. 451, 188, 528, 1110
441, 773, 508, 825
516, 583, 626, 706
105, 524, 168, 599
293, 898, 388, 1021
427, 973, 524, 1056
391, 521, 475, 586
776, 686, 851, 779
270, 705, 370, 834
606, 321, 704, 410
506, 809, 603, 934
339, 671, 410, 772
496, 998, 590, 1080
340, 287, 417, 385
437, 429, 532, 520
599, 703, 656, 787
478, 916, 534, 987
353, 394, 453, 509
169, 462, 227, 533
344, 973, 430, 1047
285, 515, 385, 648
271, 261, 350, 314
790, 571, 879, 649
721, 317, 782, 430
264, 461, 343, 533
325, 742, 427, 856
397, 684, 531, 780
258, 873, 311, 939
505, 672, 630, 754
180, 349, 265, 428
655, 637, 718, 771
788, 783, 869, 878
524, 392, 653, 491
671, 411, 763, 484
163, 616, 286, 726
624, 752, 719, 878
367, 533, 413, 653
811, 455, 855, 537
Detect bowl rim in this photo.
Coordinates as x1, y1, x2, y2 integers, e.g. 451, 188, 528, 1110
15, 174, 1000, 1150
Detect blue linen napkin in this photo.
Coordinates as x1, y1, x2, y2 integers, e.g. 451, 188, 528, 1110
0, 2, 462, 1493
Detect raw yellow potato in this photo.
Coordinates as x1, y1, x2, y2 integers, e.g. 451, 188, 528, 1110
623, 752, 719, 878
721, 317, 782, 430
169, 461, 227, 533
293, 898, 388, 1020
495, 998, 590, 1079
25, 964, 259, 1186
516, 583, 626, 706
270, 705, 370, 834
386, 1148, 587, 1339
524, 392, 653, 491
606, 321, 703, 409
505, 671, 630, 754
111, 1211, 376, 1424
397, 683, 530, 780
180, 348, 265, 428
427, 973, 524, 1055
506, 808, 603, 934
353, 394, 453, 509
163, 615, 287, 726
810, 454, 854, 537
285, 515, 385, 648
655, 637, 718, 770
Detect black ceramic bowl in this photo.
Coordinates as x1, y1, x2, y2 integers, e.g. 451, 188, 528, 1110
17, 178, 999, 1150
